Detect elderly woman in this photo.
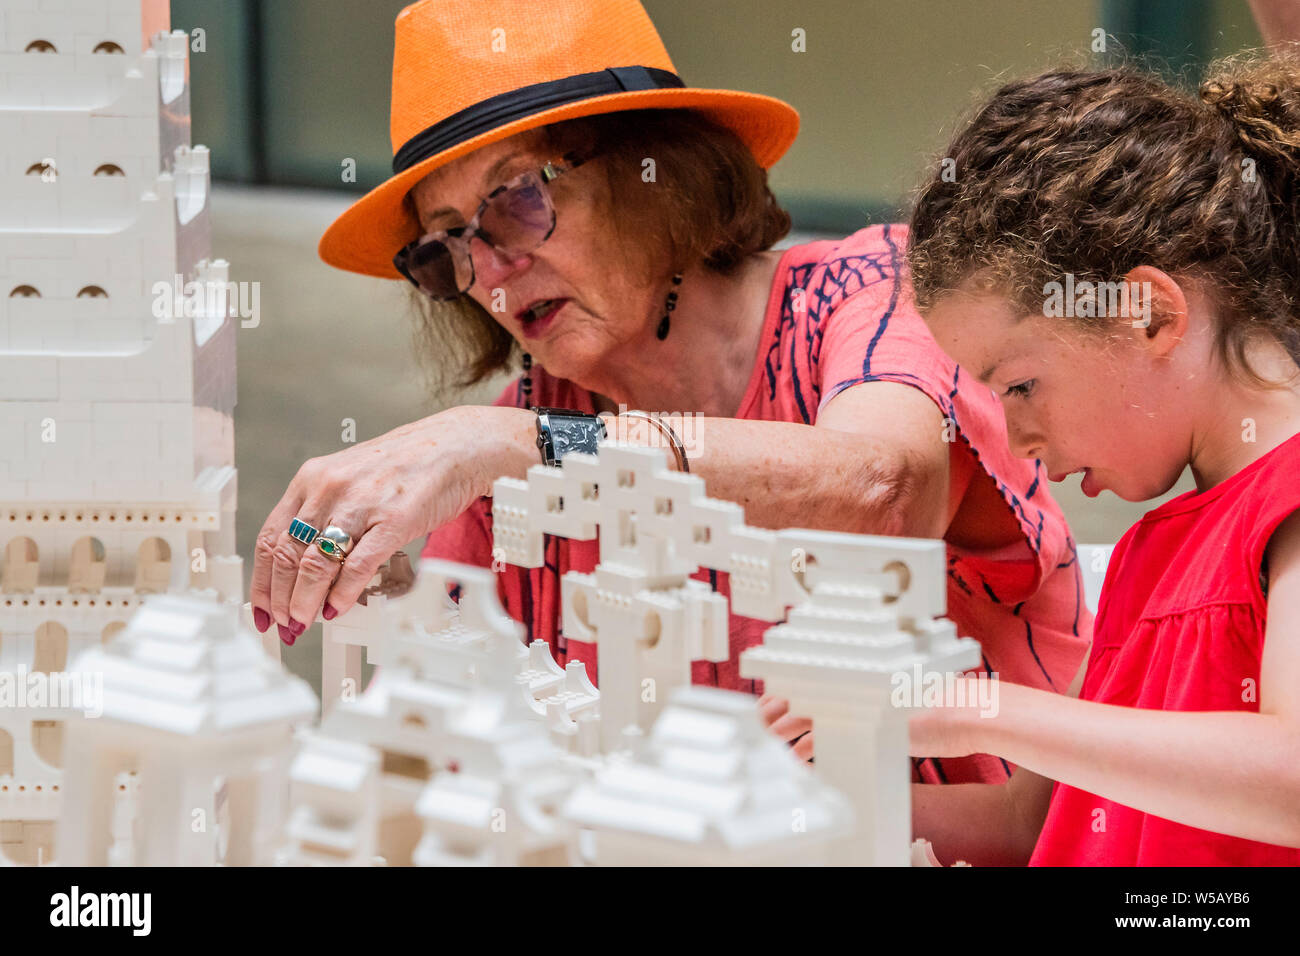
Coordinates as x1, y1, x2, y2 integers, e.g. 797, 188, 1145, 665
251, 0, 1091, 784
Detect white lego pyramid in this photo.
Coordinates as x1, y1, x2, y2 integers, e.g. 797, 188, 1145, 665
564, 684, 851, 865
0, 0, 242, 865
56, 593, 316, 866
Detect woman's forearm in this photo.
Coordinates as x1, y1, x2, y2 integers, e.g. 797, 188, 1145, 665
962, 680, 1300, 847
609, 413, 946, 538
469, 405, 946, 538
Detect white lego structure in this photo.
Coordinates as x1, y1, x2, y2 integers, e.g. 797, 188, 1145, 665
287, 560, 587, 866
0, 0, 245, 865
296, 555, 853, 866
491, 443, 980, 864
56, 593, 314, 866
739, 532, 978, 865
312, 444, 980, 865
563, 685, 851, 865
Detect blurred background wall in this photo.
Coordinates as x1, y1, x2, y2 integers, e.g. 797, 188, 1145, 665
169, 0, 1266, 687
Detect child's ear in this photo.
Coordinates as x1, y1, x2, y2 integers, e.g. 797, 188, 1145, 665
1123, 265, 1188, 356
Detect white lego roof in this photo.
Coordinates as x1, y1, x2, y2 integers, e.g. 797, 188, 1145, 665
71, 592, 316, 736
564, 686, 849, 850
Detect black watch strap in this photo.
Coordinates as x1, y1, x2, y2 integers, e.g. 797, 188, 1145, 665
534, 407, 607, 466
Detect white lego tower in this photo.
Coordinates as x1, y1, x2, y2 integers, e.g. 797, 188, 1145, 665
740, 533, 980, 865
0, 0, 241, 865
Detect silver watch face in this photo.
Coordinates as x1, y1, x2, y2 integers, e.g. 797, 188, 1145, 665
550, 415, 606, 460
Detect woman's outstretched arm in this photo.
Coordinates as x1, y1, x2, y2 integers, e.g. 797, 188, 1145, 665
251, 379, 958, 634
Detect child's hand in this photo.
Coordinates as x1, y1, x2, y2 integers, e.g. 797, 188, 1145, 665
758, 694, 815, 760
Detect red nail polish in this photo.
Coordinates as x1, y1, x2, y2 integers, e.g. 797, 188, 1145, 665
288, 618, 305, 638
253, 607, 270, 633
323, 603, 337, 621
278, 624, 295, 646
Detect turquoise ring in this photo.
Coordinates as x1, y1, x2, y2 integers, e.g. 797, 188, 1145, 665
288, 517, 320, 545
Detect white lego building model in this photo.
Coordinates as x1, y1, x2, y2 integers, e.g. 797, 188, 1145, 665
0, 0, 242, 865
739, 532, 978, 865
494, 444, 979, 864
308, 444, 978, 865
286, 560, 586, 866
296, 551, 852, 867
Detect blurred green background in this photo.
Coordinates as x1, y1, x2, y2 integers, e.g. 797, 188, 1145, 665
170, 0, 1265, 688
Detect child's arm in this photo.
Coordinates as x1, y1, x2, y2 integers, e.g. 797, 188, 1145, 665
910, 653, 1087, 865
910, 766, 1052, 866
912, 510, 1300, 848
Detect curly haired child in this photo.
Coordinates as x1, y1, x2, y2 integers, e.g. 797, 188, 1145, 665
905, 50, 1300, 865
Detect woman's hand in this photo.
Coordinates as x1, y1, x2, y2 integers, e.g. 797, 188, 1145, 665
759, 693, 814, 761
250, 405, 536, 644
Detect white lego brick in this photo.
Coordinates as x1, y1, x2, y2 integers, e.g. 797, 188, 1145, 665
0, 357, 57, 400
490, 477, 543, 567
27, 481, 95, 500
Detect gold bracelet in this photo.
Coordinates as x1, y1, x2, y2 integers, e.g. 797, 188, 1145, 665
618, 410, 690, 473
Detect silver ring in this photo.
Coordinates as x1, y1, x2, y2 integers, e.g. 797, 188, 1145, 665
315, 525, 353, 562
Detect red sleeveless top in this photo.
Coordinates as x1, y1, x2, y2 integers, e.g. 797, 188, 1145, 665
1031, 429, 1300, 865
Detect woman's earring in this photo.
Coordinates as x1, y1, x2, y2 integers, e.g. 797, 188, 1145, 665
656, 273, 683, 341
521, 351, 533, 404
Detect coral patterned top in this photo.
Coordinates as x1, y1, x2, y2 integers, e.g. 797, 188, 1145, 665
1031, 429, 1300, 865
424, 224, 1092, 785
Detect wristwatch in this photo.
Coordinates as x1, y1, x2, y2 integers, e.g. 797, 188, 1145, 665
533, 407, 607, 466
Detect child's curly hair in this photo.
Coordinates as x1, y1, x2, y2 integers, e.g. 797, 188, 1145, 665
907, 51, 1300, 388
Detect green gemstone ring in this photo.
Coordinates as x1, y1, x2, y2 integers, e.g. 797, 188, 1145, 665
315, 525, 352, 564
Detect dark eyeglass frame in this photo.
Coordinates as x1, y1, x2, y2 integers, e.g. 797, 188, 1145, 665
394, 150, 593, 300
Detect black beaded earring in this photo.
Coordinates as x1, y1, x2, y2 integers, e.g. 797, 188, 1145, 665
656, 272, 683, 341
521, 351, 533, 404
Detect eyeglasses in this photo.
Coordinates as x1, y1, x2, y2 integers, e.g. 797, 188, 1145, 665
394, 151, 592, 300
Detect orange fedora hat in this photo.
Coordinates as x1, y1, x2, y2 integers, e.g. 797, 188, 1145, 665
318, 0, 800, 279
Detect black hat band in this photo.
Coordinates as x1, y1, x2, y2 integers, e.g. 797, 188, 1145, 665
391, 65, 686, 174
